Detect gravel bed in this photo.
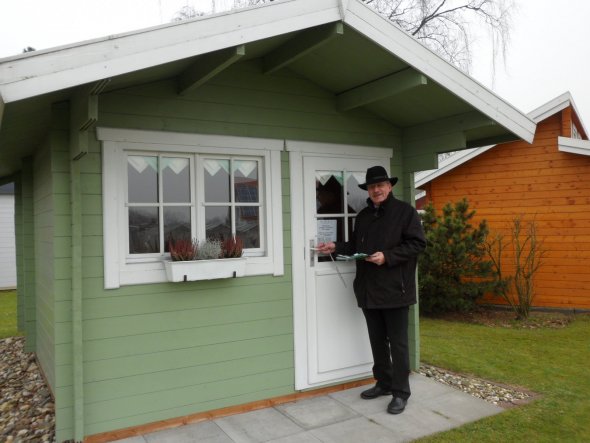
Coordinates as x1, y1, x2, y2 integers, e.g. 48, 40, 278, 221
419, 363, 534, 407
0, 336, 532, 442
1, 337, 55, 443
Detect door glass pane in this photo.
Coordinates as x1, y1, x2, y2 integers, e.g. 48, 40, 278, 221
128, 156, 158, 203
317, 217, 344, 262
164, 207, 191, 252
346, 172, 368, 214
316, 171, 343, 214
236, 207, 260, 248
206, 206, 231, 241
204, 159, 230, 202
234, 160, 259, 203
162, 158, 190, 203
129, 207, 159, 253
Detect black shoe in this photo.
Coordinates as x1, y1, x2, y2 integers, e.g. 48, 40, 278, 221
387, 397, 407, 414
360, 384, 392, 399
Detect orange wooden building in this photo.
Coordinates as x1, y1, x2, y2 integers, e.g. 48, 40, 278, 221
416, 93, 590, 310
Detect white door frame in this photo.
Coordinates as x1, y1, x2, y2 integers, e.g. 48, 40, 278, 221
287, 140, 393, 390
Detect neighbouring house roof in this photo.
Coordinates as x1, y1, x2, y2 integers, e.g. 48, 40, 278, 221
415, 91, 588, 188
0, 0, 535, 177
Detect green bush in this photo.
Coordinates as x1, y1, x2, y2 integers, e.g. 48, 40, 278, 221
419, 199, 494, 314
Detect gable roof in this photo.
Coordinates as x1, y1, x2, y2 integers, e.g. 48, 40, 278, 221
415, 91, 588, 188
0, 0, 535, 176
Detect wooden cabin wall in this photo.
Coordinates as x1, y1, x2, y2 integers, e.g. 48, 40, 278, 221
426, 111, 590, 310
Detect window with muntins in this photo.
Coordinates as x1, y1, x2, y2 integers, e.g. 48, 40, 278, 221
99, 128, 284, 288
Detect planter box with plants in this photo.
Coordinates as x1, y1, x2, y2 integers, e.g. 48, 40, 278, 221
164, 237, 246, 282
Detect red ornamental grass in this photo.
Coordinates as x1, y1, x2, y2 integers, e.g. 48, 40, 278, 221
222, 236, 244, 258
169, 238, 198, 261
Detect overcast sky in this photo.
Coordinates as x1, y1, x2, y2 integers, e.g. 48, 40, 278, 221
1, 0, 589, 129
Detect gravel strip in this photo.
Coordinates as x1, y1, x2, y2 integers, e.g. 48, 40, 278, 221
0, 336, 532, 442
0, 337, 55, 443
419, 364, 534, 407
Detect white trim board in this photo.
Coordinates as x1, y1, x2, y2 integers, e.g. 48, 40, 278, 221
558, 136, 590, 156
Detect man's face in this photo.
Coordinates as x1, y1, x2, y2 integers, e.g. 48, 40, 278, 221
367, 181, 392, 206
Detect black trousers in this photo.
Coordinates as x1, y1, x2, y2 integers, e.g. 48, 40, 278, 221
362, 306, 411, 400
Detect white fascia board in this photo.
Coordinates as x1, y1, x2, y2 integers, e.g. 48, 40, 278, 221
0, 0, 341, 103
414, 146, 496, 188
529, 91, 589, 137
528, 91, 573, 123
343, 1, 535, 144
558, 136, 590, 156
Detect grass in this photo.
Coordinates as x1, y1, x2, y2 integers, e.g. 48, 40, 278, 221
0, 289, 20, 339
417, 313, 590, 442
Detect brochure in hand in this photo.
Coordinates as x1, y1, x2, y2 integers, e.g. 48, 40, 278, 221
336, 253, 369, 261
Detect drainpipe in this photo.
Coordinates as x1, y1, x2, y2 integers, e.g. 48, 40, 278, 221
70, 154, 84, 442
68, 80, 108, 441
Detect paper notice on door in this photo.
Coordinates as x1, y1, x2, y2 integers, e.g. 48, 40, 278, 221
317, 219, 337, 243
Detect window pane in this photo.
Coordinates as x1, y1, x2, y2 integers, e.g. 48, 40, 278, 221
129, 207, 159, 253
346, 172, 367, 214
206, 206, 231, 241
236, 206, 260, 248
204, 159, 230, 202
234, 160, 259, 203
128, 156, 158, 203
164, 207, 191, 252
162, 158, 190, 203
316, 171, 343, 214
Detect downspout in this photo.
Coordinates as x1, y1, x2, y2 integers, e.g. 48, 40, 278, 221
68, 80, 108, 441
70, 152, 84, 442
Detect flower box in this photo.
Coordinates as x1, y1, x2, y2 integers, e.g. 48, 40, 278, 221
163, 257, 247, 282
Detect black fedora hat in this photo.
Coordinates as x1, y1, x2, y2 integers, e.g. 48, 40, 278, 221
358, 166, 398, 190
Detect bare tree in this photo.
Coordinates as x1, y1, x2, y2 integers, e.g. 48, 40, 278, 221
486, 215, 545, 320
172, 5, 206, 22
220, 0, 514, 74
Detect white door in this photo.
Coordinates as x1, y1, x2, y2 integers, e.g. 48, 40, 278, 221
297, 155, 389, 387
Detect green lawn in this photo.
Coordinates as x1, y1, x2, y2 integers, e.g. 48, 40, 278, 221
418, 314, 590, 442
0, 290, 20, 339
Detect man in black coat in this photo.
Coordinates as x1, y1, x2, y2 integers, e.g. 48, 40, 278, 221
317, 165, 426, 414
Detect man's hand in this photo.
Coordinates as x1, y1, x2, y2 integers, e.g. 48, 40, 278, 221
366, 251, 385, 266
316, 242, 336, 254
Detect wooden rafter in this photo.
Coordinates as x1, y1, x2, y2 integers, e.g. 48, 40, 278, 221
178, 45, 246, 96
336, 69, 427, 112
263, 22, 344, 74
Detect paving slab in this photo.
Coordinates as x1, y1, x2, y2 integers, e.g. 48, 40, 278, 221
275, 395, 359, 429
144, 421, 233, 443
214, 407, 304, 443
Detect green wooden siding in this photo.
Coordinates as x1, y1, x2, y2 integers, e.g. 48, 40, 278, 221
20, 158, 36, 353
43, 60, 406, 440
33, 140, 56, 390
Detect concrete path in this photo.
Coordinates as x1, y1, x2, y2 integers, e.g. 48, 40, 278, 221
113, 373, 503, 443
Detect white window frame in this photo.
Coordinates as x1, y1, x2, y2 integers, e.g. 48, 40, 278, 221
98, 127, 284, 289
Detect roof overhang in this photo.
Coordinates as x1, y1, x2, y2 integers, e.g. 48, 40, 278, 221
0, 0, 535, 176
558, 136, 590, 156
415, 91, 589, 188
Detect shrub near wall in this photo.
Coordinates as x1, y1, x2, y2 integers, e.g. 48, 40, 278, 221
419, 199, 495, 314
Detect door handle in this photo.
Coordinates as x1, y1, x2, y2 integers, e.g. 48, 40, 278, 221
309, 239, 315, 267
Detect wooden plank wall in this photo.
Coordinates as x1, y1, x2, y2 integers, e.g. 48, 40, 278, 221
427, 110, 590, 310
